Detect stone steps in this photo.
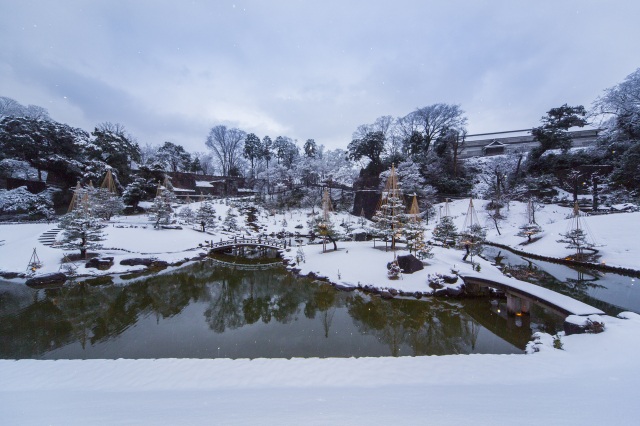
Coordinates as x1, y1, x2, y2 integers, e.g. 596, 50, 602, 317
38, 228, 62, 246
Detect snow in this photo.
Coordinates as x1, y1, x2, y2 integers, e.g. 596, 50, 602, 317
460, 271, 604, 315
436, 198, 640, 271
2, 312, 640, 425
2, 199, 640, 425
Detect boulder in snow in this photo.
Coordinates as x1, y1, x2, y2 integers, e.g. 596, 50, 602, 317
396, 254, 424, 274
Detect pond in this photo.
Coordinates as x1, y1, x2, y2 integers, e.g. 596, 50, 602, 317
484, 246, 640, 316
0, 258, 565, 359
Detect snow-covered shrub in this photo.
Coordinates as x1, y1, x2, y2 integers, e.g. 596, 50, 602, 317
0, 186, 54, 220
387, 261, 401, 280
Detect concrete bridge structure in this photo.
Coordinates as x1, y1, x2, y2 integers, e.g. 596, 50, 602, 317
459, 272, 604, 318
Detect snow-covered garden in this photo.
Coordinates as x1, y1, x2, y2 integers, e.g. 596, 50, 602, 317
2, 194, 640, 425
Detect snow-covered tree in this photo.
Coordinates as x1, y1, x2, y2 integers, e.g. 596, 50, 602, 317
196, 200, 217, 230
308, 189, 338, 251
148, 196, 173, 228
0, 96, 51, 121
593, 67, 640, 141
373, 165, 405, 250
205, 125, 246, 177
517, 223, 542, 243
148, 187, 176, 228
557, 228, 593, 255
432, 216, 458, 247
178, 205, 195, 224
155, 141, 191, 173
403, 195, 432, 258
58, 207, 105, 259
222, 208, 239, 232
458, 223, 487, 260
122, 177, 149, 212
308, 215, 338, 251
87, 123, 140, 186
89, 187, 124, 221
0, 186, 55, 220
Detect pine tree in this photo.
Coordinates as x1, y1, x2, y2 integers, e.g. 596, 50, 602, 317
148, 183, 176, 229
432, 216, 458, 247
373, 164, 405, 250
517, 223, 542, 243
312, 188, 338, 252
58, 205, 105, 259
557, 228, 591, 254
195, 200, 217, 229
309, 215, 338, 251
122, 177, 148, 212
90, 187, 124, 221
557, 201, 595, 258
223, 208, 239, 232
148, 195, 173, 228
178, 205, 195, 224
517, 198, 542, 243
403, 195, 432, 258
458, 223, 487, 260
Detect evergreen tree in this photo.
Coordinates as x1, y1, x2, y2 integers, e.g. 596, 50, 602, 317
148, 186, 176, 228
458, 223, 487, 259
223, 208, 239, 232
58, 206, 105, 259
557, 228, 592, 255
403, 195, 432, 258
308, 215, 338, 251
528, 104, 588, 164
90, 187, 124, 221
243, 133, 263, 176
178, 205, 195, 224
517, 223, 542, 243
122, 177, 148, 212
432, 216, 458, 247
195, 200, 217, 229
372, 164, 405, 250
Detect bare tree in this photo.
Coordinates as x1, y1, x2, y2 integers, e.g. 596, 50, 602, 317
24, 105, 51, 120
593, 67, 640, 140
139, 142, 159, 165
0, 96, 21, 117
403, 103, 467, 156
192, 152, 215, 175
0, 96, 50, 120
205, 125, 246, 176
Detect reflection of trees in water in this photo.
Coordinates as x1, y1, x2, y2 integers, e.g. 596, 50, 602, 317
1, 262, 492, 359
347, 295, 480, 356
507, 263, 607, 299
202, 266, 323, 333
204, 269, 244, 333
0, 263, 212, 358
0, 294, 72, 358
303, 283, 336, 338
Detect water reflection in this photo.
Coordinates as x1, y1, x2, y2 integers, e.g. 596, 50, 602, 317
1, 261, 526, 359
485, 246, 640, 315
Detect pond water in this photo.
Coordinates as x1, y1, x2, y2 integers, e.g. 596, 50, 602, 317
0, 258, 563, 359
484, 246, 640, 316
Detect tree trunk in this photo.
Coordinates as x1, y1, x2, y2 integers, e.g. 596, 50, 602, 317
325, 234, 338, 251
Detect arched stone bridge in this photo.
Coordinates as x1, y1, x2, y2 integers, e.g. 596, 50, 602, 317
208, 236, 289, 253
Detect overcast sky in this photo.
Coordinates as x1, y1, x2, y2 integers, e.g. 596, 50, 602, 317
1, 0, 639, 152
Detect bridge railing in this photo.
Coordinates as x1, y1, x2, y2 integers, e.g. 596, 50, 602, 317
209, 236, 288, 250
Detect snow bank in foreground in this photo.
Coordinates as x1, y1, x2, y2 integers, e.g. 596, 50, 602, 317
2, 312, 640, 425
